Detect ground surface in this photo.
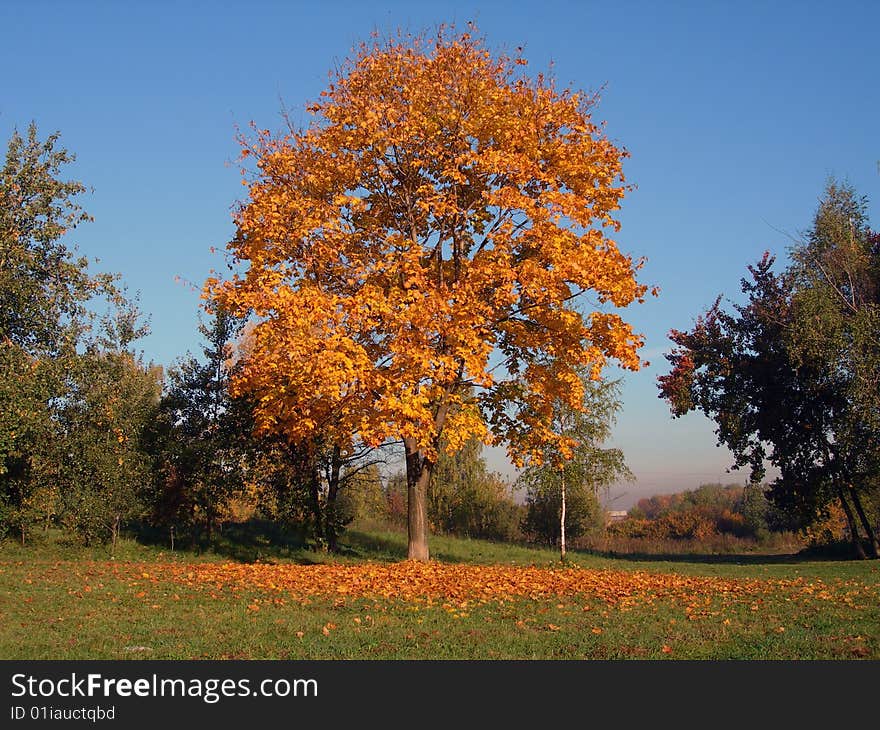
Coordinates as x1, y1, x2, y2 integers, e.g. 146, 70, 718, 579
1, 527, 877, 659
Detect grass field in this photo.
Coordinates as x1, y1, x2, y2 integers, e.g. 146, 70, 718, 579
1, 525, 878, 659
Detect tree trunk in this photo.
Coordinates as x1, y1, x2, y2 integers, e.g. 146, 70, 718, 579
837, 487, 866, 559
308, 462, 324, 551
559, 468, 566, 562
847, 485, 879, 558
325, 446, 342, 553
404, 437, 431, 561
190, 508, 198, 549
326, 524, 338, 553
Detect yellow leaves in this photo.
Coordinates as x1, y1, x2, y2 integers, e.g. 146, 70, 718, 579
103, 561, 880, 616
206, 23, 653, 464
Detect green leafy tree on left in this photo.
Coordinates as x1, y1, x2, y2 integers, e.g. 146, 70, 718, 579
0, 124, 121, 542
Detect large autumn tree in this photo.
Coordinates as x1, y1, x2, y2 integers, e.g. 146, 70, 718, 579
209, 26, 650, 560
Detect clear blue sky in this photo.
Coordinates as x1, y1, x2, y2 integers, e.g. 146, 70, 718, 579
3, 1, 878, 507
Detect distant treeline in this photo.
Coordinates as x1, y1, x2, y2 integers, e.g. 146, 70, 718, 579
617, 483, 793, 542
601, 482, 858, 550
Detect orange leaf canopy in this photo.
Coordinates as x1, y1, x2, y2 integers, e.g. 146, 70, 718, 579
209, 25, 648, 464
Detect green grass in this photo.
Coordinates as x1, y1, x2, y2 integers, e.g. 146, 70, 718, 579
1, 525, 878, 659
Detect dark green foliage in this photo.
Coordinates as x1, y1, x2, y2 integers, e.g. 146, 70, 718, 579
428, 439, 523, 541
58, 346, 161, 545
151, 309, 251, 541
336, 463, 388, 525
522, 472, 602, 546
787, 182, 879, 547
0, 125, 146, 543
0, 123, 101, 358
658, 180, 879, 557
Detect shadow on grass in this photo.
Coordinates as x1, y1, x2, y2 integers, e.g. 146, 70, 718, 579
339, 529, 407, 561
131, 520, 326, 564
339, 528, 544, 564
127, 521, 866, 566
572, 545, 857, 565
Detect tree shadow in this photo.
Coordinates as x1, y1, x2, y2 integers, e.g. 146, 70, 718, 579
130, 519, 322, 564
340, 529, 491, 564
340, 530, 408, 561
572, 547, 853, 565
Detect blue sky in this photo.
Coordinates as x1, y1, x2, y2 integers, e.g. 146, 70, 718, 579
3, 1, 878, 507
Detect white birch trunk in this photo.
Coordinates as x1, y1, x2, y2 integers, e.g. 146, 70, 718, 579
560, 467, 566, 561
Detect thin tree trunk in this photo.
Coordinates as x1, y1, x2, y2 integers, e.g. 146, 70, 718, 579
559, 468, 566, 562
308, 462, 324, 551
837, 487, 866, 559
325, 446, 342, 553
190, 507, 198, 549
847, 485, 879, 558
404, 437, 431, 561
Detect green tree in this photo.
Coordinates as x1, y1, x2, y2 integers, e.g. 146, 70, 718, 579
737, 483, 770, 537
520, 376, 633, 559
245, 429, 387, 552
522, 470, 603, 549
156, 309, 250, 543
788, 181, 879, 554
307, 441, 385, 552
336, 462, 388, 525
58, 305, 161, 546
0, 124, 118, 542
429, 438, 522, 541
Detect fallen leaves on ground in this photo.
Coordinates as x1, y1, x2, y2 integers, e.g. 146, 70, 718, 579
21, 560, 878, 616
